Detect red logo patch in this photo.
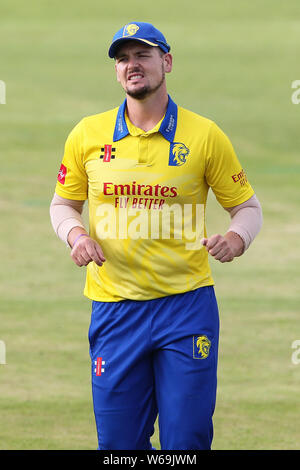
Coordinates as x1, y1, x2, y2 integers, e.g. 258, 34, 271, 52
57, 164, 67, 184
96, 357, 102, 376
100, 145, 116, 162
94, 357, 106, 376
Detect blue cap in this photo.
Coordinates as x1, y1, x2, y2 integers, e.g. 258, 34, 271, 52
108, 22, 170, 58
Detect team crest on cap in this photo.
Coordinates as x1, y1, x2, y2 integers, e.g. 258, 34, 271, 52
193, 335, 211, 359
123, 23, 139, 37
169, 142, 190, 166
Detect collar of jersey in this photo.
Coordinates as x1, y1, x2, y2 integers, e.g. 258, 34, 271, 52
113, 95, 178, 143
124, 110, 164, 137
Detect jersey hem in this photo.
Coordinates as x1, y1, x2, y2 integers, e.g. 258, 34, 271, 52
218, 187, 255, 208
83, 280, 215, 303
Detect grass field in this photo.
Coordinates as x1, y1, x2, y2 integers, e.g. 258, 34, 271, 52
1, 0, 300, 450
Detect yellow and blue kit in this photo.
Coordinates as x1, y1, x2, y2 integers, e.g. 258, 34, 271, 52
55, 96, 254, 302
55, 96, 254, 449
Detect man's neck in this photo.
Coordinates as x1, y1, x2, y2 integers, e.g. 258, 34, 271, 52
126, 89, 169, 132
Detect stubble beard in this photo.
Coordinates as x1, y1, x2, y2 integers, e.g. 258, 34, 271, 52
125, 67, 165, 101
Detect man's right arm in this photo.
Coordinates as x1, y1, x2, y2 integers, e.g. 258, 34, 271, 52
50, 193, 105, 267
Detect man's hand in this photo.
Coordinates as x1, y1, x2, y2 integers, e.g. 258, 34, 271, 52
201, 231, 244, 263
68, 227, 106, 267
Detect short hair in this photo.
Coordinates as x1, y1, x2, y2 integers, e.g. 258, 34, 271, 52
114, 42, 166, 60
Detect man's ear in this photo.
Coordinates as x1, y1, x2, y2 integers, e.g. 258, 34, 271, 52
163, 53, 173, 74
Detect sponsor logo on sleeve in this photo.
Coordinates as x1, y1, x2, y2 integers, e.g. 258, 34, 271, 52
57, 164, 67, 184
231, 169, 248, 186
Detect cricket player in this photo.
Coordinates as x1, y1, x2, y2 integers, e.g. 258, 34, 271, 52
50, 22, 263, 450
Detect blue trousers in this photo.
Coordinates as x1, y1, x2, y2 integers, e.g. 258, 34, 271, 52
88, 286, 219, 450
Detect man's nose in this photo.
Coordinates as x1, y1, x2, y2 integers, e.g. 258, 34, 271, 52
127, 56, 140, 68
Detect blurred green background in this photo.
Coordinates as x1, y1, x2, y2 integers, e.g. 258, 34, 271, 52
0, 0, 299, 450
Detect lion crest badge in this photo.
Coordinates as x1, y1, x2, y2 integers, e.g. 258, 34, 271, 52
193, 335, 211, 359
169, 142, 190, 166
123, 24, 140, 37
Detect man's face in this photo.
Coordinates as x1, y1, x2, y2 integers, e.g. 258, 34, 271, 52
114, 42, 172, 100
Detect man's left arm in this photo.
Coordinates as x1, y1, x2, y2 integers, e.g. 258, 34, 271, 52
201, 194, 263, 263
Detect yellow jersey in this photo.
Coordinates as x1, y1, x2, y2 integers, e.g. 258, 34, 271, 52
55, 96, 254, 301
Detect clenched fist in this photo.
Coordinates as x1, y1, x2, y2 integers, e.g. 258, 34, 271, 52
201, 231, 244, 263
68, 228, 106, 267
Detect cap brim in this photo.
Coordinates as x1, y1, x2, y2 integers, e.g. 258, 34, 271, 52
109, 37, 158, 58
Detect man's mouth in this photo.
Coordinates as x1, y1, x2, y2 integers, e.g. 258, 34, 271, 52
128, 73, 144, 81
